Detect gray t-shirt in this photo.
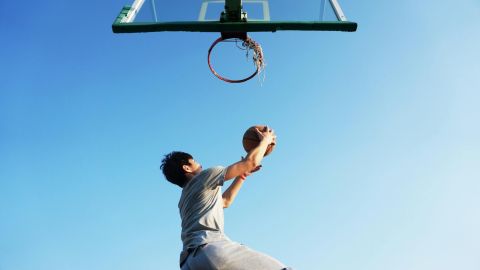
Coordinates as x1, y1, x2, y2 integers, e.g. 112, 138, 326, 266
178, 166, 229, 251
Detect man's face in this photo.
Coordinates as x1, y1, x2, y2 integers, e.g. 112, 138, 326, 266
185, 158, 202, 175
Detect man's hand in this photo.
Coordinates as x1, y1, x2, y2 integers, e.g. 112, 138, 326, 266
225, 126, 275, 181
238, 163, 262, 180
255, 126, 276, 146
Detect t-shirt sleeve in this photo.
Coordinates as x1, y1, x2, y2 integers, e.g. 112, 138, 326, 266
202, 166, 226, 189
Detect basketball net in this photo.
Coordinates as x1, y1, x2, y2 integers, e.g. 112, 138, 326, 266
243, 37, 266, 81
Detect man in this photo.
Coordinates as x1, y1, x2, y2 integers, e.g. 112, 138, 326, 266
160, 127, 292, 270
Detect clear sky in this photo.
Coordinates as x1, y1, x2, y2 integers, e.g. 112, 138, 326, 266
1, 1, 479, 270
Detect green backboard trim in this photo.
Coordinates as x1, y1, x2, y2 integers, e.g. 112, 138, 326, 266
114, 6, 132, 25
112, 21, 357, 33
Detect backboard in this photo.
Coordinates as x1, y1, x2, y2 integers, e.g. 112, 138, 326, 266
112, 0, 357, 33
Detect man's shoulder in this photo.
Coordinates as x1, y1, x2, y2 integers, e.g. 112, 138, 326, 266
193, 166, 226, 188
203, 166, 225, 174
194, 166, 224, 180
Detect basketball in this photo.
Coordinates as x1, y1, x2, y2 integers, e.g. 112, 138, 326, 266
242, 125, 275, 156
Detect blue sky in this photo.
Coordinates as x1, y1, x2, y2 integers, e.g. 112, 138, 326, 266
1, 1, 479, 270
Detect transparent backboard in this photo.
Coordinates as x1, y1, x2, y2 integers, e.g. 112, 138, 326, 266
113, 0, 357, 33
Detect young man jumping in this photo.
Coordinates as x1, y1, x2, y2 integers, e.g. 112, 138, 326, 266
160, 127, 292, 270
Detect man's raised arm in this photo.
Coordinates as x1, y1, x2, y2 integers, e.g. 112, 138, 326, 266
224, 127, 276, 181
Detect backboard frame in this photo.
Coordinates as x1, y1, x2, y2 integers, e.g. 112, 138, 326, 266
112, 0, 357, 33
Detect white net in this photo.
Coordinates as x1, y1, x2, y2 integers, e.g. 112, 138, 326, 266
242, 37, 266, 81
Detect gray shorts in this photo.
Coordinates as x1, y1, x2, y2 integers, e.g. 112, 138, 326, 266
181, 240, 292, 270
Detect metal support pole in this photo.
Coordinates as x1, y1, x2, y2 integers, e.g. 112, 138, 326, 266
222, 0, 247, 22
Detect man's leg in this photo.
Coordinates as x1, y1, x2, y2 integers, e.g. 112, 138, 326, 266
181, 245, 215, 270
199, 240, 292, 270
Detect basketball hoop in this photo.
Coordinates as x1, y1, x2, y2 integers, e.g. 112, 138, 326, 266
207, 33, 265, 83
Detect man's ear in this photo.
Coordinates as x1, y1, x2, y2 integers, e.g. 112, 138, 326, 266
182, 164, 192, 173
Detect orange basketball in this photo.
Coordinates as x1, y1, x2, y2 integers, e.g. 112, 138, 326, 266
242, 125, 275, 156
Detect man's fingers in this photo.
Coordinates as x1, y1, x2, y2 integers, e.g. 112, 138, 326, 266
250, 165, 262, 173
271, 135, 277, 145
254, 128, 266, 140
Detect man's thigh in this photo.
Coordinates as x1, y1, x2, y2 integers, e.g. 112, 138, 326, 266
184, 240, 289, 270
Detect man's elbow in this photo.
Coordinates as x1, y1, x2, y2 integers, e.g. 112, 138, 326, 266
223, 198, 232, 208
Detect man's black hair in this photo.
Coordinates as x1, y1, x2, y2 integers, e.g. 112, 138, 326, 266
160, 151, 193, 188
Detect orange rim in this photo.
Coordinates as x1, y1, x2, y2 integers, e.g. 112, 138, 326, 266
207, 36, 259, 83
